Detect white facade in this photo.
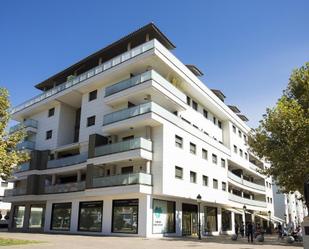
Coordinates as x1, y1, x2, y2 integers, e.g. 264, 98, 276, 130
5, 23, 275, 237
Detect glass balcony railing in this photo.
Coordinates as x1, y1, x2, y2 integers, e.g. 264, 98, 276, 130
11, 40, 155, 114
4, 188, 27, 197
9, 119, 38, 133
228, 193, 267, 208
104, 70, 186, 102
95, 137, 152, 158
44, 181, 85, 194
16, 141, 35, 150
227, 171, 265, 191
92, 173, 152, 188
47, 153, 88, 169
16, 162, 30, 172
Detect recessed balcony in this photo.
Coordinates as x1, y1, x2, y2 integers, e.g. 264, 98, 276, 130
228, 193, 267, 208
44, 181, 86, 194
9, 119, 38, 134
47, 153, 88, 169
104, 70, 187, 110
16, 141, 35, 150
227, 171, 265, 192
92, 173, 152, 188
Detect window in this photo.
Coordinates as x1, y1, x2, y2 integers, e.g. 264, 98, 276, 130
213, 117, 216, 124
203, 175, 208, 186
190, 171, 196, 183
88, 90, 97, 101
1, 181, 8, 187
51, 203, 72, 230
213, 179, 218, 189
243, 135, 247, 142
48, 108, 55, 117
233, 145, 237, 153
112, 199, 138, 233
238, 130, 242, 138
121, 166, 133, 174
29, 205, 45, 228
175, 166, 183, 179
12, 205, 25, 228
212, 154, 217, 164
204, 206, 217, 232
222, 182, 227, 191
203, 109, 208, 118
221, 209, 231, 231
202, 149, 208, 160
152, 199, 175, 234
190, 142, 196, 154
239, 149, 243, 157
221, 159, 225, 168
218, 121, 222, 129
192, 100, 198, 111
232, 125, 236, 133
270, 198, 273, 204
186, 96, 191, 105
175, 135, 183, 148
46, 130, 52, 140
87, 116, 96, 127
244, 152, 248, 159
78, 201, 103, 232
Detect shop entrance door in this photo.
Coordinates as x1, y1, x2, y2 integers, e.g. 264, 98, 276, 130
182, 203, 198, 236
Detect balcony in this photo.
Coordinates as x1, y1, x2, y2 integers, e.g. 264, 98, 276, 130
15, 162, 30, 172
9, 119, 38, 133
4, 188, 27, 197
47, 153, 88, 169
11, 40, 155, 114
228, 193, 267, 208
16, 141, 35, 150
92, 173, 152, 188
104, 70, 186, 106
94, 138, 152, 158
44, 181, 85, 194
227, 171, 265, 192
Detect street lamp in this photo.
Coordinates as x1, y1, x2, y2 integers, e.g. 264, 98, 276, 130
197, 194, 202, 240
268, 210, 271, 233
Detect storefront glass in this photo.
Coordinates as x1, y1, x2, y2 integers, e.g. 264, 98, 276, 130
152, 199, 175, 234
112, 199, 138, 234
204, 206, 217, 233
29, 206, 45, 228
221, 209, 232, 231
51, 203, 72, 230
13, 205, 25, 228
78, 201, 103, 232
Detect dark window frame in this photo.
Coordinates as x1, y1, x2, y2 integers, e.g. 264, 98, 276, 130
48, 108, 55, 117
77, 201, 103, 232
190, 171, 197, 183
46, 130, 52, 140
87, 115, 96, 127
88, 90, 98, 101
50, 202, 72, 231
175, 166, 183, 179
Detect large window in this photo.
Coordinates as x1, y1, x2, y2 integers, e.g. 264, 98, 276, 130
29, 206, 45, 228
221, 209, 232, 231
12, 205, 25, 228
51, 203, 72, 231
112, 199, 138, 234
152, 199, 175, 234
78, 201, 103, 232
204, 206, 217, 233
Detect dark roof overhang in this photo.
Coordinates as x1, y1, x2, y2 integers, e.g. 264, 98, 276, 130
186, 64, 204, 77
35, 22, 175, 91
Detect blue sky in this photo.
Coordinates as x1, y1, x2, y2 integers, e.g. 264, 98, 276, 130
1, 0, 308, 127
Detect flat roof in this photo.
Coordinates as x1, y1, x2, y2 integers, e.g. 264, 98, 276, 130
35, 22, 175, 91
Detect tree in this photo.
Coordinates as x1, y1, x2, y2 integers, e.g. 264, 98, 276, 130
249, 62, 309, 195
0, 88, 29, 179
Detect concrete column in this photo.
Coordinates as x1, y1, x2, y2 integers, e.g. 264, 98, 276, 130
138, 195, 152, 237
145, 126, 152, 140
77, 170, 81, 182
51, 174, 56, 185
175, 200, 182, 236
146, 161, 151, 174
70, 200, 79, 233
217, 206, 222, 234
231, 211, 235, 233
44, 201, 53, 232
102, 198, 113, 235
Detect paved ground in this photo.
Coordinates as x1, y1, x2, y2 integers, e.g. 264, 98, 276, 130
0, 232, 303, 249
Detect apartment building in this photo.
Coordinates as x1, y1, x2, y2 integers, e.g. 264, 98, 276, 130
0, 179, 13, 219
273, 185, 308, 229
5, 23, 276, 237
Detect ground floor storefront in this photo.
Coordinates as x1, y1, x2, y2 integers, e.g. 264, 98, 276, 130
8, 194, 272, 237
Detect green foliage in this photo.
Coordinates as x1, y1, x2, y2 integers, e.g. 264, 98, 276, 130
0, 88, 29, 179
249, 62, 309, 194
